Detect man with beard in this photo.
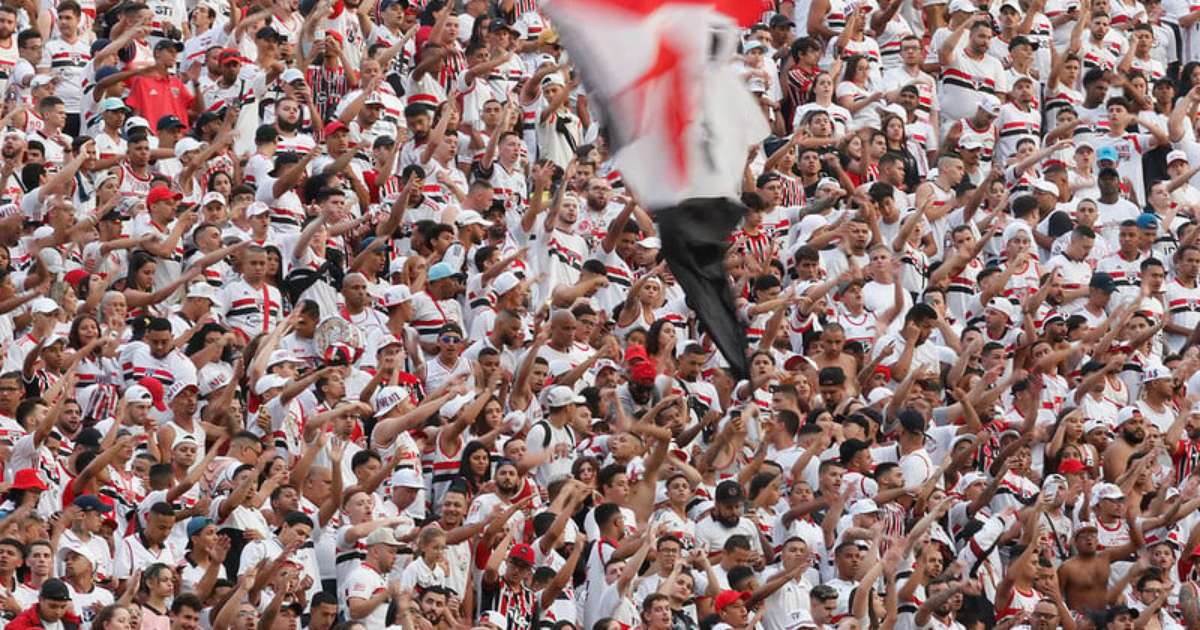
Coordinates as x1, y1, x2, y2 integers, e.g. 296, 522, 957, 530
1167, 403, 1200, 484
464, 459, 527, 543
538, 311, 590, 373
1103, 407, 1148, 481
1, 128, 25, 202
578, 176, 622, 245
1135, 364, 1178, 435
873, 303, 941, 383
465, 306, 523, 374
410, 263, 465, 353
205, 49, 246, 112
525, 164, 587, 303
273, 97, 316, 155
0, 7, 19, 99
122, 317, 198, 390
696, 481, 765, 565
338, 273, 388, 340
443, 210, 492, 274
343, 528, 404, 628
415, 586, 453, 629
1058, 515, 1143, 614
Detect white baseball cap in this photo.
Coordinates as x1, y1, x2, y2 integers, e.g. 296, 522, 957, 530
185, 282, 219, 303
636, 236, 662, 249
455, 209, 493, 227
389, 468, 424, 490
985, 297, 1017, 322
174, 137, 203, 159
491, 272, 521, 296
1116, 406, 1143, 426
254, 374, 288, 396
201, 191, 227, 207
381, 284, 413, 308
280, 68, 305, 84
545, 385, 585, 408
245, 201, 270, 218
1168, 149, 1189, 165
30, 297, 60, 315
1030, 179, 1058, 196
123, 384, 154, 406
848, 499, 880, 516
439, 393, 474, 420
1092, 482, 1125, 505
1143, 363, 1172, 382
372, 385, 410, 416
977, 95, 1001, 116
266, 349, 298, 369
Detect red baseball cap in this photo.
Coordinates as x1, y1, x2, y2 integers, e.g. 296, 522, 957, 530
137, 376, 168, 412
714, 590, 750, 612
218, 48, 244, 65
63, 269, 89, 288
624, 344, 650, 365
146, 186, 182, 206
324, 120, 349, 137
11, 468, 47, 491
508, 543, 535, 566
1058, 459, 1086, 475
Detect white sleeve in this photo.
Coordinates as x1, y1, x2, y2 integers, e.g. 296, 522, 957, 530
113, 538, 132, 579
525, 423, 548, 456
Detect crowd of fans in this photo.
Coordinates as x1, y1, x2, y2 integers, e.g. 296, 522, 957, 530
4, 0, 1200, 629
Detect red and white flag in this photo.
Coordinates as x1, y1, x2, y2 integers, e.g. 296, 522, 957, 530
541, 0, 771, 208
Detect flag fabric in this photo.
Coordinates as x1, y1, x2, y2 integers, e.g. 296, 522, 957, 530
542, 0, 769, 378
541, 0, 770, 209
656, 199, 749, 378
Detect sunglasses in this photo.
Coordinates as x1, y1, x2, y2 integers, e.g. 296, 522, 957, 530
440, 336, 463, 344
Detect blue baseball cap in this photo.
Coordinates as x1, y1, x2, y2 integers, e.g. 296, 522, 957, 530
1096, 145, 1119, 163
100, 97, 128, 113
94, 65, 121, 84
1136, 213, 1159, 229
72, 494, 113, 513
186, 516, 213, 538
427, 262, 463, 282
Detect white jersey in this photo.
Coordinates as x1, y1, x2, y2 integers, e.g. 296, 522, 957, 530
220, 278, 284, 340
45, 37, 90, 112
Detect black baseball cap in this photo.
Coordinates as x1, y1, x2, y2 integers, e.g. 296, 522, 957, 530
769, 14, 795, 28
256, 26, 286, 42
714, 480, 745, 504
488, 20, 519, 34
156, 115, 184, 132
40, 579, 70, 602
1089, 271, 1117, 294
75, 427, 102, 449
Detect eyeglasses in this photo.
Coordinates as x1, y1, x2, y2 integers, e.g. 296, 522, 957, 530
440, 336, 463, 344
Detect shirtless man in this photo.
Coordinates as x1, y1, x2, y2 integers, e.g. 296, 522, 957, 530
1057, 517, 1142, 615
1102, 407, 1147, 482
812, 323, 858, 378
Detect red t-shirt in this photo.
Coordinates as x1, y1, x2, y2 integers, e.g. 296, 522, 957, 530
125, 73, 193, 130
